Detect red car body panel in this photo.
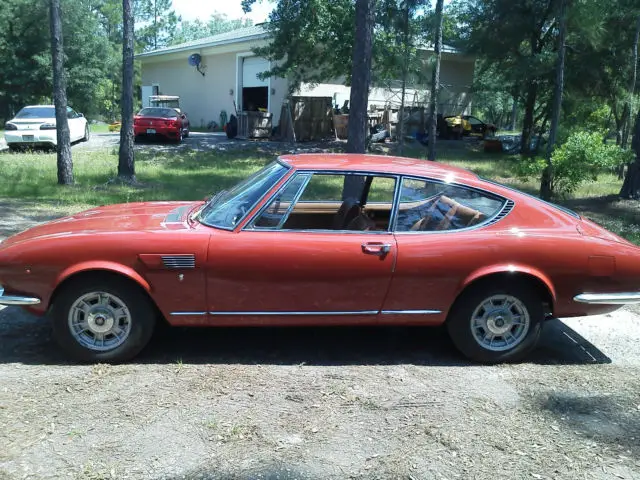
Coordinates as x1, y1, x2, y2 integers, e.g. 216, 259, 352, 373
1, 154, 638, 327
133, 115, 185, 141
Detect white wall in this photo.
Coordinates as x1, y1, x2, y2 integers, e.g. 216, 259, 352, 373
141, 49, 287, 127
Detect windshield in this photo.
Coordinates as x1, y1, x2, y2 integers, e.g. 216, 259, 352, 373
198, 161, 290, 229
15, 107, 55, 119
137, 107, 178, 118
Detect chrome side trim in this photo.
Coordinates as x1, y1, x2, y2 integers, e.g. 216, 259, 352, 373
209, 310, 379, 316
574, 293, 640, 305
381, 309, 442, 314
0, 287, 41, 306
169, 311, 207, 316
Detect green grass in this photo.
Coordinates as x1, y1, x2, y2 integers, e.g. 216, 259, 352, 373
90, 123, 112, 134
0, 142, 637, 243
0, 148, 274, 208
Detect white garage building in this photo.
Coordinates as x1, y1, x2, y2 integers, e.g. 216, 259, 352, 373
137, 25, 476, 129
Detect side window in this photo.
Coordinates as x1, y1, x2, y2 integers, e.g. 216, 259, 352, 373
66, 108, 77, 119
395, 177, 505, 232
251, 174, 310, 228
250, 173, 397, 232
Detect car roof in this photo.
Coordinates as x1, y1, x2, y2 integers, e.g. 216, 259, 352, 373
278, 154, 479, 183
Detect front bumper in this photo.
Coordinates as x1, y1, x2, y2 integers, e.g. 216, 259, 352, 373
5, 131, 56, 146
0, 286, 41, 306
574, 292, 640, 304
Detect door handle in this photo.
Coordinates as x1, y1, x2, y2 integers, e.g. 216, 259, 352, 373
362, 242, 392, 256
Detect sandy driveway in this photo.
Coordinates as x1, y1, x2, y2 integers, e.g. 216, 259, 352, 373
1, 201, 639, 480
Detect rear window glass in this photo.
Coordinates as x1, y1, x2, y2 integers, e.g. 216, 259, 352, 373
15, 107, 55, 118
481, 178, 580, 219
138, 107, 177, 118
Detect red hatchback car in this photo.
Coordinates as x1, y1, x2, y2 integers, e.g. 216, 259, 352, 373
134, 107, 189, 143
1, 155, 639, 364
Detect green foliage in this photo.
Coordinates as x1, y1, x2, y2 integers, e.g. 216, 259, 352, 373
251, 0, 356, 91
518, 131, 634, 196
135, 0, 180, 51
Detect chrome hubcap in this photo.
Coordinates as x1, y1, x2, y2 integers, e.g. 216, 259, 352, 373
68, 292, 131, 351
470, 294, 530, 352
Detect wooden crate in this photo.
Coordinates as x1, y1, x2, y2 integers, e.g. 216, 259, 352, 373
278, 97, 334, 141
237, 112, 272, 139
333, 114, 349, 139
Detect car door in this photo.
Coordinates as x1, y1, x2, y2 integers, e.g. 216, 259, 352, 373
382, 176, 510, 324
66, 107, 80, 140
205, 171, 398, 323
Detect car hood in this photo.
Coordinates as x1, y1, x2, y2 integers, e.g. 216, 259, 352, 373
1, 201, 195, 248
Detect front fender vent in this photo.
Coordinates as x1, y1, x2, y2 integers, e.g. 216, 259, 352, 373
162, 255, 195, 269
486, 200, 515, 227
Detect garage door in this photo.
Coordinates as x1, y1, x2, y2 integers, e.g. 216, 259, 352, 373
242, 57, 269, 88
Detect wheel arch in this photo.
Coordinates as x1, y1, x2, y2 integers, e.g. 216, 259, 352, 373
454, 265, 556, 316
49, 262, 152, 310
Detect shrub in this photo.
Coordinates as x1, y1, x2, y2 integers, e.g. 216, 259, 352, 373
517, 131, 633, 197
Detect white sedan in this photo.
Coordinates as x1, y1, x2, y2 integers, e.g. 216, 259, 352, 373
4, 105, 89, 150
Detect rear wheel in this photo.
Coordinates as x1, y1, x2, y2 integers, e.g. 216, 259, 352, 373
51, 277, 156, 363
82, 124, 90, 142
446, 282, 543, 363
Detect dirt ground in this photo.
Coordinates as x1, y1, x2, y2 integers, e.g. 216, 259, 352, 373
1, 202, 640, 480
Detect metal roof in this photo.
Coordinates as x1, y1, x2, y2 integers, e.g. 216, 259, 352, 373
137, 25, 268, 58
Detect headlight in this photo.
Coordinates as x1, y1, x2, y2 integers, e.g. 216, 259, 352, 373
40, 123, 57, 130
5, 123, 17, 131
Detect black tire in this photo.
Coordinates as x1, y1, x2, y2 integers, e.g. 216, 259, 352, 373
446, 282, 543, 364
83, 124, 90, 142
51, 276, 156, 363
183, 127, 189, 138
8, 144, 21, 152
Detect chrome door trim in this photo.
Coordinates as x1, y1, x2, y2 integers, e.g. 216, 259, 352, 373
169, 311, 207, 316
209, 310, 379, 316
0, 286, 41, 306
574, 293, 640, 304
381, 309, 442, 314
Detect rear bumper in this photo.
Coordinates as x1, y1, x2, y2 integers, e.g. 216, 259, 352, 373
134, 126, 180, 138
5, 131, 56, 146
0, 286, 41, 306
574, 292, 640, 304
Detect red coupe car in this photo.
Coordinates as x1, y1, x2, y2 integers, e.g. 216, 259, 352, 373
1, 155, 639, 363
133, 107, 189, 143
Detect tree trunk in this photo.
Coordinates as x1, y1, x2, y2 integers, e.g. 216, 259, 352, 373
118, 0, 136, 181
520, 81, 538, 155
620, 109, 640, 199
397, 1, 410, 155
427, 0, 444, 161
510, 94, 518, 131
621, 15, 640, 150
49, 0, 73, 185
540, 0, 567, 201
345, 0, 376, 154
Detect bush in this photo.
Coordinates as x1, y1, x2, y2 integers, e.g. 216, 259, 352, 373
517, 131, 633, 197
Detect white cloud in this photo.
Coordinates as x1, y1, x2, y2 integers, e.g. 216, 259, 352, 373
171, 0, 275, 24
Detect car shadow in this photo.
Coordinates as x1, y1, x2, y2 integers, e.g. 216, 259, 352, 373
0, 307, 611, 366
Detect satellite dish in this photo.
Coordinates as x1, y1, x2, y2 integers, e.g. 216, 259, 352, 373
188, 53, 201, 67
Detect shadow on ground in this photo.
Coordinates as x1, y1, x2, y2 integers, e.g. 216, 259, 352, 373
0, 199, 69, 239
0, 307, 611, 367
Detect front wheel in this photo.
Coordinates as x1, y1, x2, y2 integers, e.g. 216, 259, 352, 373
51, 277, 156, 363
446, 283, 543, 363
82, 124, 90, 142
